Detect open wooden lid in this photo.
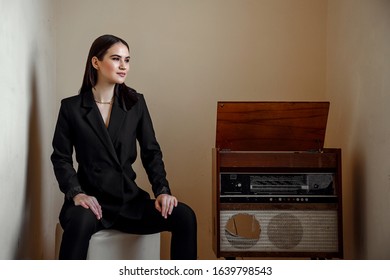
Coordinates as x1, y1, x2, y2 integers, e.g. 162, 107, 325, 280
215, 101, 330, 151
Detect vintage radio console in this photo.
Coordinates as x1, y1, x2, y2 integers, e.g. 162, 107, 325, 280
212, 102, 343, 259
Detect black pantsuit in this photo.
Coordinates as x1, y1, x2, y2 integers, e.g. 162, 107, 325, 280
51, 89, 197, 259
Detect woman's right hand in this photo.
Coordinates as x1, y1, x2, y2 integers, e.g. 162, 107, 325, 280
73, 193, 103, 220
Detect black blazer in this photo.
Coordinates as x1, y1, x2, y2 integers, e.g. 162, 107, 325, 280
51, 89, 170, 227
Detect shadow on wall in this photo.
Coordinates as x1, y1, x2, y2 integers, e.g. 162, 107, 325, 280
352, 151, 366, 259
15, 62, 44, 259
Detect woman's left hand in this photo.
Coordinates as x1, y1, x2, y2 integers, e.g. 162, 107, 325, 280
155, 194, 178, 219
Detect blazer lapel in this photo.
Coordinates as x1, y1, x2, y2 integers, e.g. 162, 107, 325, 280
82, 91, 121, 166
107, 94, 127, 145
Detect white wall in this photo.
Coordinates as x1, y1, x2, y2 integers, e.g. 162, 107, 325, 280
0, 0, 57, 259
4, 0, 388, 260
326, 0, 390, 259
1, 0, 328, 260
56, 0, 327, 259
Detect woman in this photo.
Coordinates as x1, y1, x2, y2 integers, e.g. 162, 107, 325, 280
51, 34, 197, 260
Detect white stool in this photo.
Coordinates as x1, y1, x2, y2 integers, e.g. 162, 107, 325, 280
87, 229, 160, 260
55, 223, 160, 260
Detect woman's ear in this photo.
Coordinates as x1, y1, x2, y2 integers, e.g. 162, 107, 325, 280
91, 56, 99, 70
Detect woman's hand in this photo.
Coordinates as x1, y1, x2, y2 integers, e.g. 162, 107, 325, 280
73, 193, 103, 220
155, 194, 178, 219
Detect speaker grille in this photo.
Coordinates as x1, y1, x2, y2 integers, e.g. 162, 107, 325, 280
267, 213, 303, 249
220, 210, 338, 252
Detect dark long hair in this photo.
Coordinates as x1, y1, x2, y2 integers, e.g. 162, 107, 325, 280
79, 34, 138, 109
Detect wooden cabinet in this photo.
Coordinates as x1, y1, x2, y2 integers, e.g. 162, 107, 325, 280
212, 102, 343, 259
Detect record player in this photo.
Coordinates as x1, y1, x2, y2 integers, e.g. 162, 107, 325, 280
212, 102, 343, 259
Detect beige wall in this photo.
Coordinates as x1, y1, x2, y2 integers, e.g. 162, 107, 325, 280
56, 0, 327, 259
2, 0, 389, 260
0, 0, 57, 259
326, 0, 390, 259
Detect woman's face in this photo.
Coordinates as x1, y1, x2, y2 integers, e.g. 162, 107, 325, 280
93, 42, 130, 86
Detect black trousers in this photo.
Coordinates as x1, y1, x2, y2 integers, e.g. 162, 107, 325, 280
59, 200, 197, 260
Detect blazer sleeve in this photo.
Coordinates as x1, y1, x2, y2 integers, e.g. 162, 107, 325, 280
51, 100, 84, 200
136, 95, 171, 197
